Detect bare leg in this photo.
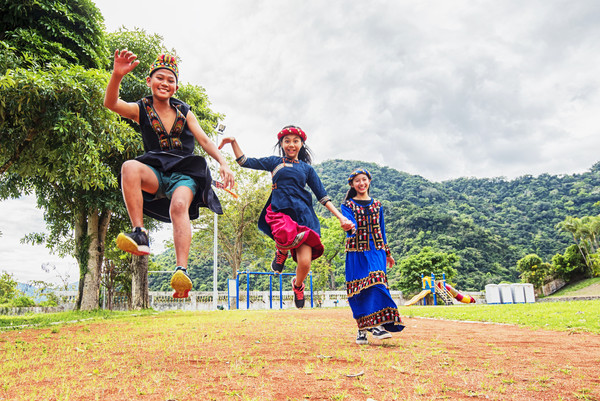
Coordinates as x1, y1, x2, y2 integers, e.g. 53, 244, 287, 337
120, 160, 159, 227
294, 243, 313, 286
169, 185, 194, 268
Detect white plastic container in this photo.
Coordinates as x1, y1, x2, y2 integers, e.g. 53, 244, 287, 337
510, 284, 526, 303
523, 283, 536, 303
485, 284, 501, 304
498, 283, 513, 304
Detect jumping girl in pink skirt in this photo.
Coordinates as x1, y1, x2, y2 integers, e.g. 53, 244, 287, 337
219, 126, 353, 308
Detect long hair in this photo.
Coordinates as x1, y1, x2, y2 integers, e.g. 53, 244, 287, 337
344, 169, 372, 201
274, 125, 313, 164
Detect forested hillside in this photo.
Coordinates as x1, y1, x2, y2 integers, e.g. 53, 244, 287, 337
149, 160, 599, 293
316, 160, 600, 290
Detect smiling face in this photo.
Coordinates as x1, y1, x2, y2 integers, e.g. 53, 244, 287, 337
350, 173, 371, 197
280, 134, 303, 160
146, 69, 178, 100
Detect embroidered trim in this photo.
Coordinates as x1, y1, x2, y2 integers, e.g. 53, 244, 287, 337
276, 231, 306, 250
142, 97, 186, 151
356, 307, 404, 330
346, 271, 388, 297
344, 199, 388, 253
236, 155, 248, 166
272, 183, 277, 190
318, 196, 331, 205
272, 160, 294, 178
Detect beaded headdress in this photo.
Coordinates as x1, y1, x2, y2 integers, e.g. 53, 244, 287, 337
347, 168, 372, 184
277, 126, 307, 142
149, 54, 179, 82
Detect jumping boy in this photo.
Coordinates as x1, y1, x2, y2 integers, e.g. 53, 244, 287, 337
104, 49, 234, 298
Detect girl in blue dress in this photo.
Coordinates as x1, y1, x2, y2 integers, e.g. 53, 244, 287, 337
342, 168, 404, 344
219, 126, 353, 308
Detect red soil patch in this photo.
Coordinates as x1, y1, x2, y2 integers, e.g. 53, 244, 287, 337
1, 308, 599, 400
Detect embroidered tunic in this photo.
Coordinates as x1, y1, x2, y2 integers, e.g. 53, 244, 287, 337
236, 155, 330, 238
342, 198, 404, 332
130, 96, 222, 222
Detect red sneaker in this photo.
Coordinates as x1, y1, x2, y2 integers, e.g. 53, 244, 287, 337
291, 277, 305, 309
271, 249, 288, 274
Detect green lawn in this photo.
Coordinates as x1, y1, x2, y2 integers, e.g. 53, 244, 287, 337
2, 299, 599, 334
402, 300, 600, 333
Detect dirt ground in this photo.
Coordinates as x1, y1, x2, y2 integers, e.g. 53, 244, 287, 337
1, 308, 599, 401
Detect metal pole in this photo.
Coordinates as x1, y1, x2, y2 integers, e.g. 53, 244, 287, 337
236, 272, 240, 310
212, 123, 226, 310
310, 272, 313, 308
213, 213, 218, 310
246, 270, 250, 310
269, 275, 273, 309
279, 273, 283, 309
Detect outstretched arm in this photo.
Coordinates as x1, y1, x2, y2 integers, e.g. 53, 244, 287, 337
218, 137, 244, 159
325, 201, 355, 232
186, 113, 235, 189
103, 49, 140, 122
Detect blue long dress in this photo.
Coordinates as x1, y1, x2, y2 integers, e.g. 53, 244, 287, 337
342, 198, 404, 332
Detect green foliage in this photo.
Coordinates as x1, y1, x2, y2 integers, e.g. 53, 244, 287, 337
551, 244, 588, 282
390, 247, 459, 295
10, 295, 35, 307
0, 271, 18, 304
556, 215, 600, 277
0, 0, 107, 69
311, 215, 346, 292
516, 254, 551, 288
316, 159, 600, 291
189, 166, 272, 281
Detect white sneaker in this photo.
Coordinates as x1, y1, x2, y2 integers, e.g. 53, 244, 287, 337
356, 330, 368, 345
369, 326, 392, 340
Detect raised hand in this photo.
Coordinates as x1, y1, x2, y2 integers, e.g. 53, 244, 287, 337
218, 137, 236, 150
112, 49, 140, 77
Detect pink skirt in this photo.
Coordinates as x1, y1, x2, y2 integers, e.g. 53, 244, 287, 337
264, 205, 324, 261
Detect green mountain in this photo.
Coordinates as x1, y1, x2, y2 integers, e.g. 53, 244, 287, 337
315, 160, 600, 291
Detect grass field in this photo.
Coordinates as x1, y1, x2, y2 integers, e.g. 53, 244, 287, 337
1, 301, 599, 400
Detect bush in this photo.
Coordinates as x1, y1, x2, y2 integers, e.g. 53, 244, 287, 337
11, 296, 36, 307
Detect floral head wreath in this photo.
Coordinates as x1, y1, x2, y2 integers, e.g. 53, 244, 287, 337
149, 54, 179, 82
347, 168, 372, 185
277, 126, 307, 142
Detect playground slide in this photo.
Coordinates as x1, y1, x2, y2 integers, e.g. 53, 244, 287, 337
438, 282, 476, 303
404, 290, 431, 306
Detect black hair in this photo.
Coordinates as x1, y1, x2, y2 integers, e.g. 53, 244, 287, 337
274, 125, 313, 164
343, 172, 372, 201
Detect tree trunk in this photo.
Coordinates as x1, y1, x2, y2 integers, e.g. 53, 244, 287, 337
78, 208, 112, 311
131, 254, 149, 309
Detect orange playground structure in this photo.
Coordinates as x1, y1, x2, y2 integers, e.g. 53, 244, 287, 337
405, 273, 476, 306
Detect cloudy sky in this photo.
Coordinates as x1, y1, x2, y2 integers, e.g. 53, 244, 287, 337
2, 0, 600, 283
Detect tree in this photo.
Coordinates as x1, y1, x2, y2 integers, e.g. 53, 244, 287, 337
391, 247, 459, 295
191, 166, 272, 279
0, 0, 107, 69
551, 244, 587, 282
556, 215, 600, 277
516, 254, 550, 289
311, 215, 346, 292
0, 66, 137, 310
0, 271, 18, 304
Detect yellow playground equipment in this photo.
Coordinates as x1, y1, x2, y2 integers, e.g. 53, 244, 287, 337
404, 273, 476, 306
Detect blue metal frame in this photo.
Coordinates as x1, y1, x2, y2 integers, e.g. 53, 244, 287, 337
235, 271, 313, 310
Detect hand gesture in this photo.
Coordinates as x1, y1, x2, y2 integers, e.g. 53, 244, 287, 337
386, 255, 395, 269
112, 49, 140, 77
340, 217, 355, 232
218, 137, 236, 150
219, 164, 235, 189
